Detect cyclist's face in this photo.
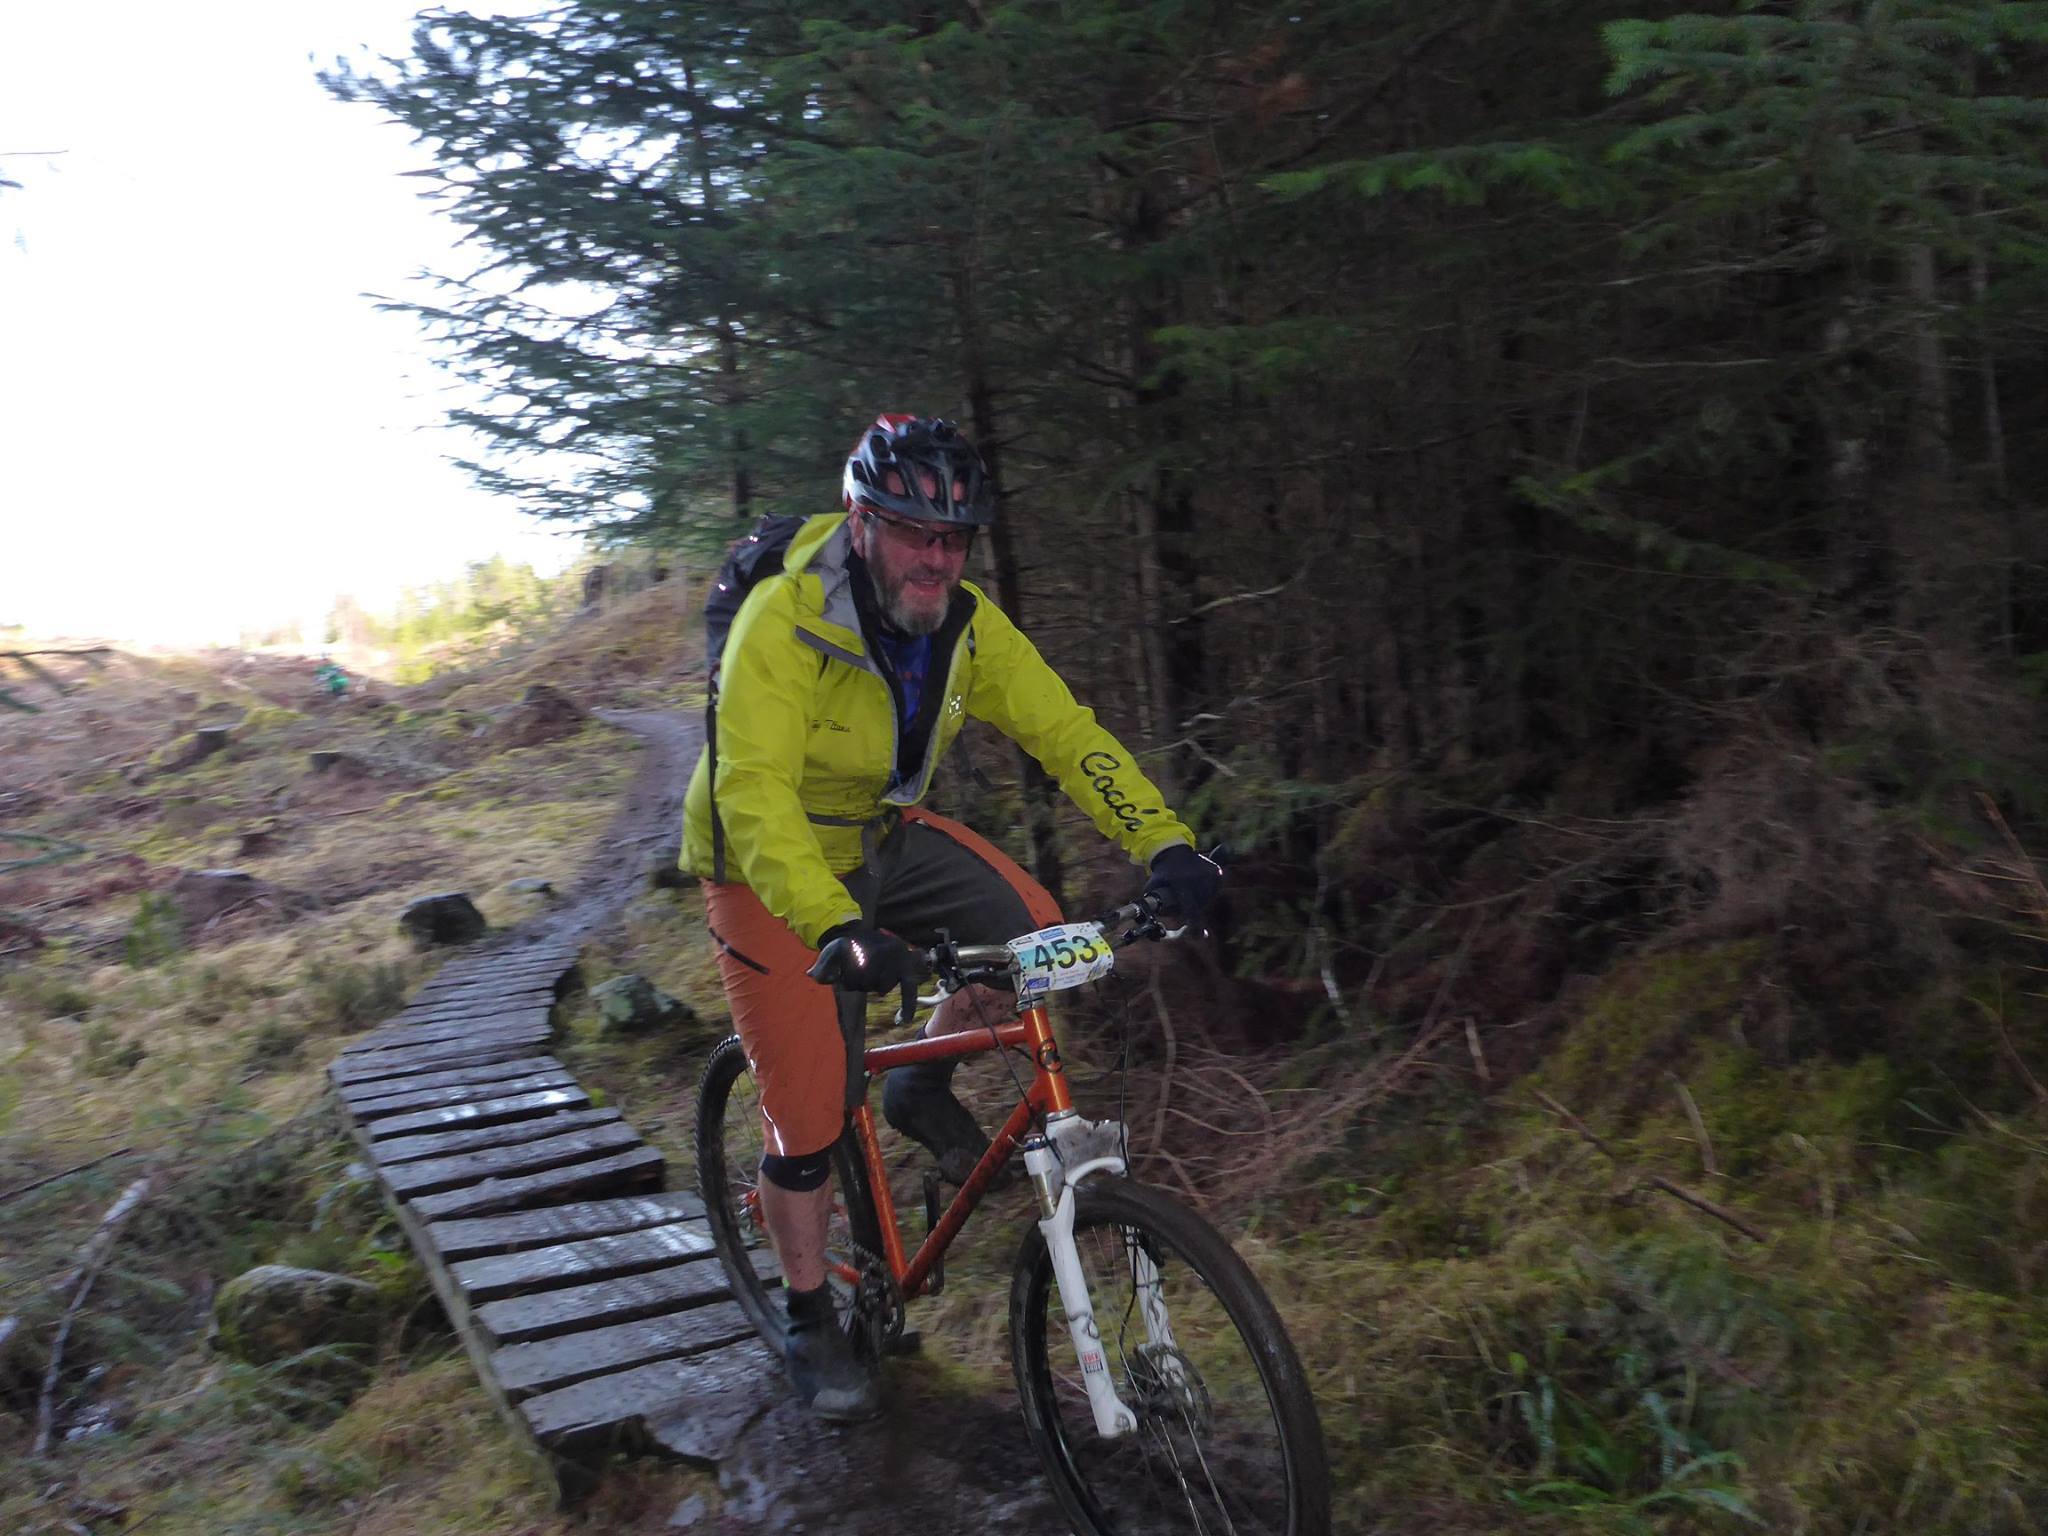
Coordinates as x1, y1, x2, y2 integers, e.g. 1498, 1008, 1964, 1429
858, 503, 969, 636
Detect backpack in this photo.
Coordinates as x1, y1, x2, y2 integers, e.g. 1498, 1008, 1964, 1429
703, 513, 810, 881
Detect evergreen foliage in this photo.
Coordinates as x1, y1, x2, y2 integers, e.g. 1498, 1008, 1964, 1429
320, 21, 2048, 1515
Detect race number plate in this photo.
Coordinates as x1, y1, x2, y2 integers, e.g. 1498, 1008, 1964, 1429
1008, 922, 1115, 996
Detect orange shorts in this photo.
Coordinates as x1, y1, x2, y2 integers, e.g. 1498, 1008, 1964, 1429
704, 806, 1061, 1159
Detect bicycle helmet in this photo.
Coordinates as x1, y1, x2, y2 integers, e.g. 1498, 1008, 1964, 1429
842, 413, 995, 527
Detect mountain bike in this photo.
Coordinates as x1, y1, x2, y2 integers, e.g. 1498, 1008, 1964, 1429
695, 893, 1331, 1536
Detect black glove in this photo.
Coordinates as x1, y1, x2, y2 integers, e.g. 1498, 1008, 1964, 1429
808, 921, 922, 994
1143, 844, 1223, 924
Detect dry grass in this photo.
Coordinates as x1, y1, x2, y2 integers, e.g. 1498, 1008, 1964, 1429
0, 623, 684, 1535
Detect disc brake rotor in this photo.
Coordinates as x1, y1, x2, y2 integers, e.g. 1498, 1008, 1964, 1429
1127, 1343, 1212, 1431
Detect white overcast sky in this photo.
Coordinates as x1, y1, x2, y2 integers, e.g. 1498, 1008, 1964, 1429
0, 0, 584, 647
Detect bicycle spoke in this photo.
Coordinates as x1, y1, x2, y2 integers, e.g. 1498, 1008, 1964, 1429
1024, 1205, 1298, 1536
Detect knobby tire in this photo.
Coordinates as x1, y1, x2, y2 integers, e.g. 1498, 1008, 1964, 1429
1010, 1178, 1330, 1536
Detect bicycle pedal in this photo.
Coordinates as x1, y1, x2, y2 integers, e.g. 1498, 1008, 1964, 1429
922, 1169, 945, 1296
885, 1329, 923, 1356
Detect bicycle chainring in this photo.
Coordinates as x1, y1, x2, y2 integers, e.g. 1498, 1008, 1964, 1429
845, 1238, 905, 1358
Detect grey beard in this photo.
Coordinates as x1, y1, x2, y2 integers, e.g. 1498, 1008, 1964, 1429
881, 584, 946, 636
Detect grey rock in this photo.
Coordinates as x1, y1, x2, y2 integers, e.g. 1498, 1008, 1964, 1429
399, 892, 487, 947
213, 1265, 381, 1366
506, 877, 555, 896
590, 974, 697, 1037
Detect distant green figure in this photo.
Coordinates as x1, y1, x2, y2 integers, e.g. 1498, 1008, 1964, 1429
314, 660, 349, 697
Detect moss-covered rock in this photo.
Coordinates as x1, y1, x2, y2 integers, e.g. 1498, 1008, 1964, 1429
213, 1264, 382, 1366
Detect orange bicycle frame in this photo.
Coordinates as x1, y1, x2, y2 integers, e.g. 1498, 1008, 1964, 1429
842, 1002, 1072, 1301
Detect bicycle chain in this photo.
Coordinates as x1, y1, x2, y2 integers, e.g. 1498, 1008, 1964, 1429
844, 1236, 905, 1357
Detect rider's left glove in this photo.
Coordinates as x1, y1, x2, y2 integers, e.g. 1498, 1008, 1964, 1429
810, 920, 922, 993
1143, 844, 1223, 924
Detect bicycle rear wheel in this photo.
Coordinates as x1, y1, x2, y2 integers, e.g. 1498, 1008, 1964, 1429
1010, 1178, 1330, 1536
694, 1034, 881, 1350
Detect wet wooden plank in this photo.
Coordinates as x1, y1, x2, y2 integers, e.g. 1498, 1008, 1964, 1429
382, 999, 556, 1031
404, 987, 559, 1017
342, 1006, 552, 1052
338, 1056, 562, 1108
350, 1069, 576, 1122
329, 1030, 553, 1082
408, 1144, 664, 1223
413, 965, 573, 998
384, 1121, 647, 1200
474, 1246, 776, 1346
366, 1086, 591, 1141
521, 1337, 780, 1458
339, 1026, 554, 1071
398, 981, 561, 1010
450, 1218, 713, 1303
372, 1105, 619, 1167
427, 1192, 707, 1261
328, 1043, 536, 1089
490, 1301, 753, 1401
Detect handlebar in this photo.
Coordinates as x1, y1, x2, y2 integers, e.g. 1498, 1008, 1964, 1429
810, 844, 1229, 1030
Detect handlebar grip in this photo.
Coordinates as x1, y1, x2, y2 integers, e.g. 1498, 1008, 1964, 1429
806, 937, 850, 986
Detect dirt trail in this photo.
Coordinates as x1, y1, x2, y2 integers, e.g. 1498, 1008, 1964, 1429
500, 710, 1066, 1533
486, 707, 699, 955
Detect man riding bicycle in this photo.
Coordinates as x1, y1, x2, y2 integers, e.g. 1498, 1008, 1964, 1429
679, 413, 1219, 1422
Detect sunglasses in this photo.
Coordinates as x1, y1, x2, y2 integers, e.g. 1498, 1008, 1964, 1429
862, 507, 976, 555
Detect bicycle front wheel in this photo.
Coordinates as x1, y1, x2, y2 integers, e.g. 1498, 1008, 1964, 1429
694, 1034, 880, 1350
1010, 1178, 1330, 1536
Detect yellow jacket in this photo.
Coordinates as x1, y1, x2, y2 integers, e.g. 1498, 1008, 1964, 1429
680, 513, 1193, 943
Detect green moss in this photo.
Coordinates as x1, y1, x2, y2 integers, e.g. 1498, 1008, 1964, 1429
239, 703, 305, 734
1532, 940, 1767, 1117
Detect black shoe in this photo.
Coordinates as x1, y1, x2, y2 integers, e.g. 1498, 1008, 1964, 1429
784, 1287, 882, 1423
882, 1062, 995, 1186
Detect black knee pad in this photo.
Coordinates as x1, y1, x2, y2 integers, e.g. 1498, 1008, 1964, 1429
759, 1146, 833, 1192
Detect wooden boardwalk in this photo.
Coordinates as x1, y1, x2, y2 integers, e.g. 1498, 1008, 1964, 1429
329, 936, 781, 1488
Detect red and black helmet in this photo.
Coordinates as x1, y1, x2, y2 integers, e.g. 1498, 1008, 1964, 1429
842, 413, 995, 527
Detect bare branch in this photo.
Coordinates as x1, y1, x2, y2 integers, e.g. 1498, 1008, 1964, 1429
1534, 1091, 1766, 1243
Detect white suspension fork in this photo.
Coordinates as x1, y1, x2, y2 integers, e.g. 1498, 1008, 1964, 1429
1024, 1133, 1137, 1440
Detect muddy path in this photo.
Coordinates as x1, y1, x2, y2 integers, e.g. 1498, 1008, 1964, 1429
488, 707, 701, 955
497, 710, 1068, 1534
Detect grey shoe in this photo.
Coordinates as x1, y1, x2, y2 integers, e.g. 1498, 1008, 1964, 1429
784, 1288, 882, 1423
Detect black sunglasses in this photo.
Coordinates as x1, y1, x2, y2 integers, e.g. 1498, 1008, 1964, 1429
862, 507, 975, 555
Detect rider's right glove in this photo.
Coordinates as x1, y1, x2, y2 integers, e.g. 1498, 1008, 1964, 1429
810, 921, 922, 994
1143, 843, 1224, 924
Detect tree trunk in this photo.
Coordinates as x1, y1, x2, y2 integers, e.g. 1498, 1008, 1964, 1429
954, 266, 1065, 903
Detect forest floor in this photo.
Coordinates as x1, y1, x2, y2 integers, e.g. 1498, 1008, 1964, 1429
3, 585, 2046, 1535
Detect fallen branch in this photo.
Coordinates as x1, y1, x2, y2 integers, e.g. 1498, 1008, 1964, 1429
0, 1147, 134, 1208
1464, 1017, 1490, 1086
1668, 1074, 1718, 1177
1534, 1091, 1766, 1243
34, 1174, 154, 1455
